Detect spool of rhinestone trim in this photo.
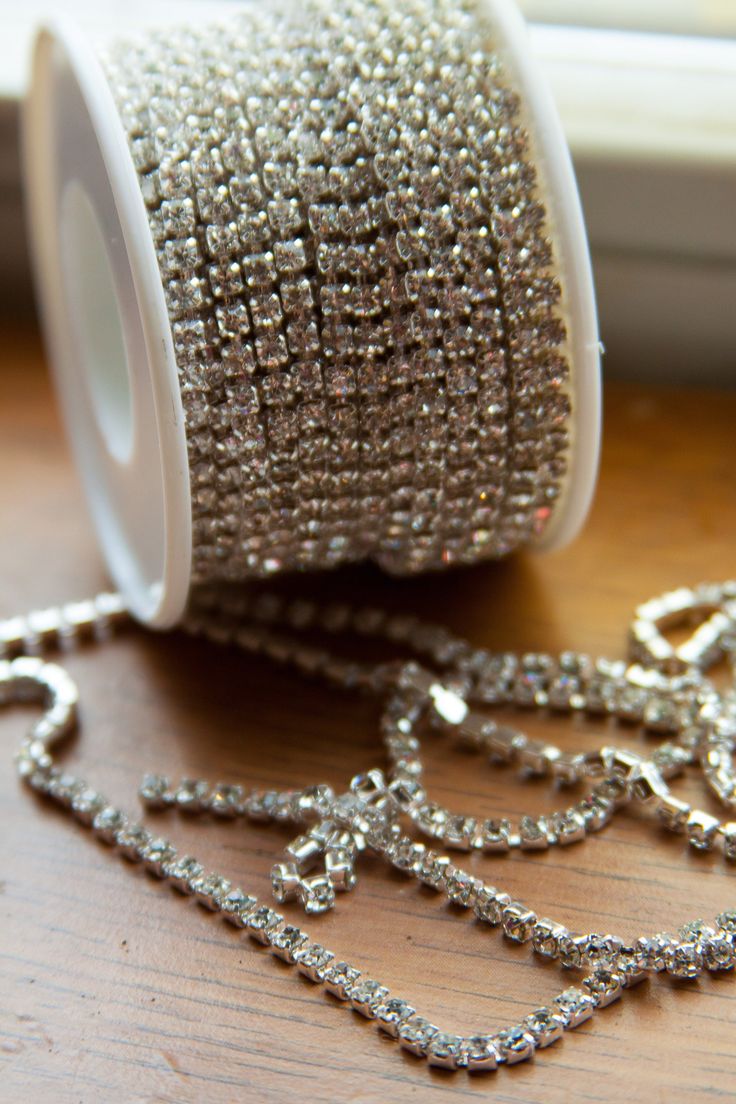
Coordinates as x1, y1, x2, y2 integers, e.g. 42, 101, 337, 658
24, 0, 600, 626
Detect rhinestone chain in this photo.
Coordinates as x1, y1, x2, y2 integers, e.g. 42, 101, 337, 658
100, 0, 573, 585
3, 581, 736, 1073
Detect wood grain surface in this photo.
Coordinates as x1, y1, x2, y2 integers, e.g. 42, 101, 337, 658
1, 322, 735, 1104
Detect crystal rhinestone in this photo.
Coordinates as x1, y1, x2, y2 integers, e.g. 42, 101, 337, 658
171, 318, 207, 357
445, 867, 478, 907
582, 933, 623, 966
474, 886, 511, 925
549, 810, 587, 845
442, 814, 477, 851
701, 933, 736, 971
27, 761, 53, 788
519, 815, 549, 850
270, 925, 309, 963
15, 748, 44, 780
349, 980, 389, 1018
209, 783, 245, 817
576, 795, 613, 832
389, 838, 426, 872
255, 331, 289, 370
644, 697, 684, 733
524, 1007, 565, 1048
664, 941, 703, 979
246, 906, 283, 944
294, 943, 335, 982
635, 932, 677, 971
592, 775, 629, 807
459, 1034, 498, 1072
375, 998, 416, 1037
582, 967, 623, 1007
208, 260, 244, 298
160, 197, 195, 239
250, 291, 283, 332
207, 224, 240, 262
167, 276, 206, 316
513, 662, 550, 707
165, 855, 204, 894
298, 874, 336, 915
220, 889, 257, 927
267, 198, 303, 236
494, 1026, 535, 1065
308, 202, 339, 236
115, 824, 152, 861
45, 772, 80, 808
237, 210, 269, 250
532, 918, 568, 958
416, 851, 451, 889
294, 784, 335, 822
558, 932, 588, 969
414, 802, 449, 839
193, 873, 232, 911
548, 674, 582, 711
174, 778, 210, 813
139, 773, 171, 809
615, 947, 649, 987
323, 961, 362, 1000
398, 1016, 439, 1056
427, 1033, 463, 1070
651, 742, 691, 779
92, 806, 127, 845
326, 796, 361, 830
141, 837, 177, 878
553, 987, 595, 1028
274, 239, 308, 274
717, 910, 736, 936
502, 902, 537, 943
70, 787, 106, 824
615, 685, 648, 721
679, 919, 717, 944
477, 818, 512, 852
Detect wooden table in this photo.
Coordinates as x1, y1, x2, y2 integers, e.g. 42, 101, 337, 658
2, 322, 735, 1103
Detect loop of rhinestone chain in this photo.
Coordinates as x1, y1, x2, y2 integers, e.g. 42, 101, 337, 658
3, 581, 736, 1074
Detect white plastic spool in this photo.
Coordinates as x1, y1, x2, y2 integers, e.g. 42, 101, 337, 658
23, 1, 601, 629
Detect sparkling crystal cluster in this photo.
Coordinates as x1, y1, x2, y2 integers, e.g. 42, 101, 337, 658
102, 0, 571, 584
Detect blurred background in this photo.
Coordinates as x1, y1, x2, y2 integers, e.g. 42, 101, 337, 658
1, 0, 735, 384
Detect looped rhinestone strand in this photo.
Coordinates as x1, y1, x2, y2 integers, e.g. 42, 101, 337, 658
5, 579, 736, 1076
